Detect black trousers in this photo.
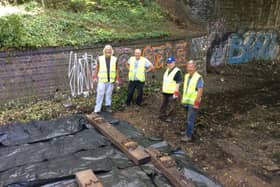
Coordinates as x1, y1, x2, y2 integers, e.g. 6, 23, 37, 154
159, 93, 177, 118
126, 81, 145, 106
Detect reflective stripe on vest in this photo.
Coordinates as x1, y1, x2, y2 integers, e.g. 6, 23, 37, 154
162, 67, 180, 94
128, 56, 146, 82
181, 72, 201, 105
98, 55, 117, 83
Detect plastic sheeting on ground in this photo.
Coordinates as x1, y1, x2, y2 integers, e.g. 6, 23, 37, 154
0, 113, 222, 187
0, 115, 88, 146
41, 165, 172, 187
0, 129, 108, 172
101, 112, 222, 187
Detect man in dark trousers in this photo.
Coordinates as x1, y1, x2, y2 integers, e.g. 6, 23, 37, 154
159, 56, 182, 122
125, 49, 154, 106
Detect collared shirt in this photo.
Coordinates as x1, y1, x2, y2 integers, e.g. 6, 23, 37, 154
184, 73, 203, 107
128, 57, 152, 80
186, 76, 203, 90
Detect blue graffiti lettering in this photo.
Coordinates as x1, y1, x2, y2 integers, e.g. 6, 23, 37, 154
228, 32, 279, 64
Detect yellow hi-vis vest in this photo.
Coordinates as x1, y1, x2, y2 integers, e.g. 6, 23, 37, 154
162, 67, 180, 94
98, 55, 117, 83
181, 72, 202, 105
128, 56, 146, 82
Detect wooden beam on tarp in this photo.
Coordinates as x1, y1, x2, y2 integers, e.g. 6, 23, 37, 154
86, 113, 150, 165
145, 148, 196, 187
75, 169, 103, 187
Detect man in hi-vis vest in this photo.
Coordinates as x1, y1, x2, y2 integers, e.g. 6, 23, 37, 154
159, 56, 182, 122
181, 60, 203, 142
93, 45, 119, 113
125, 49, 154, 106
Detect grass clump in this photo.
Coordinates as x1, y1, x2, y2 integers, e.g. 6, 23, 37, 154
0, 0, 170, 50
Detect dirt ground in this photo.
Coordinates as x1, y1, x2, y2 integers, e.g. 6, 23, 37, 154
114, 61, 280, 187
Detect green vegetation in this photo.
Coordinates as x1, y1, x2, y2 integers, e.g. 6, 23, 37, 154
0, 81, 162, 124
111, 85, 128, 110
272, 152, 280, 165
0, 95, 96, 123
0, 0, 170, 50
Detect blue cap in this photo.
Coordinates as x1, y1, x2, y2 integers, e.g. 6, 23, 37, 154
166, 56, 175, 64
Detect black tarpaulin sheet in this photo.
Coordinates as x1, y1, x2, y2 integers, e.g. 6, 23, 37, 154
0, 113, 222, 187
0, 115, 87, 146
40, 165, 172, 187
0, 129, 108, 172
100, 113, 222, 187
1, 147, 133, 186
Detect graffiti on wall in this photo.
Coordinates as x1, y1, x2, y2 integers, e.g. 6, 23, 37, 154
190, 18, 228, 67
143, 41, 187, 69
189, 35, 228, 67
207, 18, 226, 41
115, 47, 133, 75
207, 18, 228, 66
228, 32, 279, 64
68, 52, 96, 97
175, 41, 188, 64
189, 36, 209, 59
210, 44, 228, 66
190, 17, 280, 66
68, 40, 188, 97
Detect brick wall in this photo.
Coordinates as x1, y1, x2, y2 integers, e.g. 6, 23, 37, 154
0, 37, 204, 103
0, 50, 69, 102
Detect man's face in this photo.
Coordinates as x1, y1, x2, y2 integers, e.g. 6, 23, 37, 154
167, 61, 175, 68
135, 50, 141, 59
105, 48, 112, 57
187, 63, 196, 74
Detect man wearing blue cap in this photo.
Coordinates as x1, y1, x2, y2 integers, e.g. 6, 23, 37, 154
159, 56, 182, 122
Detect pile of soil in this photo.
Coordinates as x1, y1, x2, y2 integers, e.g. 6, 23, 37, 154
114, 61, 280, 187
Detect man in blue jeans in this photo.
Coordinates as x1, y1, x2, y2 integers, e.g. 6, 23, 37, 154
181, 60, 204, 142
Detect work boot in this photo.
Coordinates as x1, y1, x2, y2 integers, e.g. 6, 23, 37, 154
105, 106, 112, 113
181, 136, 192, 142
158, 115, 165, 121
165, 117, 172, 123
92, 111, 100, 115
180, 131, 186, 136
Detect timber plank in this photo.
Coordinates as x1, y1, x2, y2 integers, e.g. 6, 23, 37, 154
86, 113, 150, 165
75, 169, 103, 187
145, 148, 196, 187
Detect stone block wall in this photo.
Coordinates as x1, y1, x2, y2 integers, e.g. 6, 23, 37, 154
217, 0, 280, 30
157, 0, 280, 30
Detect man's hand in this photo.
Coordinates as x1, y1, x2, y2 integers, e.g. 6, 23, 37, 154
172, 91, 179, 99
116, 76, 120, 84
93, 74, 97, 82
193, 99, 200, 109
